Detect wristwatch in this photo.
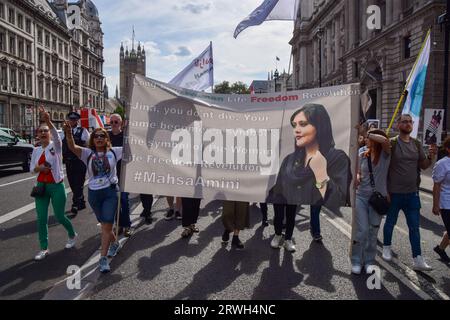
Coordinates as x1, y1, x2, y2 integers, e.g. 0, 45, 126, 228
315, 177, 330, 190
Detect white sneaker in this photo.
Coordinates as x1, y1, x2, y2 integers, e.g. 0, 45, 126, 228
351, 264, 362, 275
413, 256, 433, 271
34, 250, 49, 261
284, 240, 296, 252
65, 233, 78, 249
270, 234, 284, 249
382, 246, 392, 261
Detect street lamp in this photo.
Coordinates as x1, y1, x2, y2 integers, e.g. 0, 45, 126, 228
274, 69, 280, 92
316, 27, 324, 88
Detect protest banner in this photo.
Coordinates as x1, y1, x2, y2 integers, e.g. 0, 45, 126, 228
121, 74, 359, 209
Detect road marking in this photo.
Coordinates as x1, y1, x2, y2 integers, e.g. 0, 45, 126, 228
0, 176, 36, 188
0, 181, 87, 226
322, 208, 449, 300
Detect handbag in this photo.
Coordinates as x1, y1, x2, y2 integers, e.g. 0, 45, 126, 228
30, 184, 46, 198
367, 155, 390, 216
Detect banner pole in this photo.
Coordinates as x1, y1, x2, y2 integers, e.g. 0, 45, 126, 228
386, 29, 431, 136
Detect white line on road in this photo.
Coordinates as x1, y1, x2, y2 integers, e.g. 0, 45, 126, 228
0, 182, 87, 226
0, 176, 35, 188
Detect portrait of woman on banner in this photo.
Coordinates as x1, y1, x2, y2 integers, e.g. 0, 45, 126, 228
267, 103, 352, 208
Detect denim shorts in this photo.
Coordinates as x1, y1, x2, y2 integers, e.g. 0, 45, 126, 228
88, 186, 118, 224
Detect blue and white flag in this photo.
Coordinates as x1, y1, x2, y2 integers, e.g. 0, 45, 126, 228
402, 30, 431, 138
169, 42, 214, 91
234, 0, 299, 39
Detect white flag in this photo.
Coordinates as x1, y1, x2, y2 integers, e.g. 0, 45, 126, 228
402, 30, 431, 138
234, 0, 299, 38
169, 43, 214, 91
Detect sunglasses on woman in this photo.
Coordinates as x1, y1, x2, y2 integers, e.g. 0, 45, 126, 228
94, 134, 106, 139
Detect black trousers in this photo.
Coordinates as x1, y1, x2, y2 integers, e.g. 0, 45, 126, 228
140, 194, 154, 216
65, 158, 87, 207
182, 198, 201, 227
260, 203, 268, 222
274, 204, 297, 240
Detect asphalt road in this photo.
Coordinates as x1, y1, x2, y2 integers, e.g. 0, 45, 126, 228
0, 166, 449, 300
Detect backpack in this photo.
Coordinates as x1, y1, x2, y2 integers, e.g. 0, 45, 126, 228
390, 136, 422, 188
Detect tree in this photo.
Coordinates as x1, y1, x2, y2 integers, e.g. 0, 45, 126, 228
214, 81, 250, 94
113, 104, 125, 119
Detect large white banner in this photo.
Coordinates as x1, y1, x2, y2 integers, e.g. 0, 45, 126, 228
122, 75, 360, 209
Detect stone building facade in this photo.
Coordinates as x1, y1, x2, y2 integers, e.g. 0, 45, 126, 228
0, 0, 104, 133
290, 0, 449, 132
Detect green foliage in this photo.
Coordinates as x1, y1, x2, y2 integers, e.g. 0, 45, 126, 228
214, 81, 250, 94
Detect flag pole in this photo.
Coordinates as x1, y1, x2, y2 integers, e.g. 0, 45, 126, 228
386, 29, 431, 136
210, 41, 214, 93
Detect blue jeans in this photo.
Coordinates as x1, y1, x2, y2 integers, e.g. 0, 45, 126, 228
351, 194, 382, 265
88, 186, 118, 224
310, 205, 321, 237
383, 192, 422, 258
118, 192, 131, 228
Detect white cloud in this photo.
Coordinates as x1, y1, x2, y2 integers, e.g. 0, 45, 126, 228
97, 0, 295, 95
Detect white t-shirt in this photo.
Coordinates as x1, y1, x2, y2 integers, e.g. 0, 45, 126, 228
80, 147, 123, 190
432, 156, 450, 210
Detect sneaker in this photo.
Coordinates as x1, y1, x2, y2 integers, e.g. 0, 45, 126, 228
70, 206, 78, 215
77, 202, 86, 211
65, 233, 78, 249
351, 264, 362, 275
222, 230, 230, 243
433, 245, 450, 262
165, 209, 175, 221
190, 225, 200, 233
107, 242, 121, 258
34, 250, 49, 261
145, 216, 153, 225
232, 236, 244, 250
99, 256, 110, 273
382, 246, 392, 261
365, 264, 377, 275
271, 234, 284, 249
175, 211, 182, 220
313, 234, 323, 243
123, 228, 132, 238
413, 256, 433, 271
181, 227, 193, 238
284, 240, 296, 252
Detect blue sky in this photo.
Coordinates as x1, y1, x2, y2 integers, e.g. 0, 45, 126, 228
94, 0, 294, 95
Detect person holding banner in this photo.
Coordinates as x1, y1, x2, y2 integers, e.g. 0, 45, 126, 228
267, 103, 352, 252
221, 201, 249, 249
31, 107, 77, 261
432, 136, 450, 263
181, 198, 201, 238
382, 114, 437, 271
63, 123, 122, 273
351, 129, 391, 274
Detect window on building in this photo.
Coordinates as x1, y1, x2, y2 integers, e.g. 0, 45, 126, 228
65, 86, 69, 104
10, 67, 16, 91
45, 55, 50, 73
52, 37, 56, 51
64, 44, 68, 58
17, 14, 23, 29
0, 30, 5, 52
65, 63, 69, 78
26, 73, 32, 95
18, 39, 23, 59
52, 83, 57, 101
37, 28, 42, 44
0, 103, 4, 125
26, 42, 31, 61
0, 63, 7, 89
59, 61, 63, 77
45, 33, 49, 47
8, 7, 14, 25
37, 50, 43, 70
59, 85, 63, 102
25, 19, 31, 33
353, 61, 359, 79
18, 71, 24, 92
52, 58, 57, 75
9, 35, 15, 55
0, 2, 4, 20
404, 36, 412, 59
38, 79, 43, 98
58, 42, 62, 55
45, 82, 50, 100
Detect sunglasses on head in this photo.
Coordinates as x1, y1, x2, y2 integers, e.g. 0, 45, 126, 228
94, 134, 106, 139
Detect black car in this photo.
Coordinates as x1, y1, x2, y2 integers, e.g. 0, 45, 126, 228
0, 130, 34, 172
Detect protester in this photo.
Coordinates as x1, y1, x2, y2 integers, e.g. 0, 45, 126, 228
30, 107, 77, 261
351, 129, 391, 274
221, 201, 249, 249
165, 196, 182, 220
432, 136, 450, 262
61, 111, 90, 216
181, 198, 201, 238
63, 122, 122, 273
382, 114, 437, 271
270, 204, 297, 252
108, 114, 131, 237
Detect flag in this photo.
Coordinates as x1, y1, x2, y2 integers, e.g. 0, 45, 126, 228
234, 0, 299, 39
360, 89, 372, 117
402, 30, 431, 138
169, 42, 214, 91
80, 108, 104, 129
